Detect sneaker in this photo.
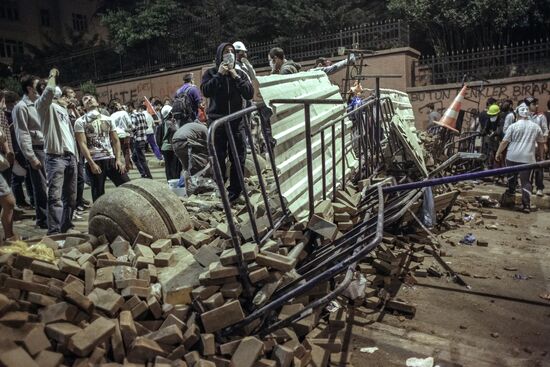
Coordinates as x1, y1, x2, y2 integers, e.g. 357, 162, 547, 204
76, 205, 86, 212
536, 190, 544, 197
521, 207, 531, 214
73, 212, 83, 220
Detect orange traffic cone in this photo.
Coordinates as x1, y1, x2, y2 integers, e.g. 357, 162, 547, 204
435, 84, 467, 133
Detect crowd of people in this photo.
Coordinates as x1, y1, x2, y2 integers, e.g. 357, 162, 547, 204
0, 41, 355, 240
428, 96, 549, 213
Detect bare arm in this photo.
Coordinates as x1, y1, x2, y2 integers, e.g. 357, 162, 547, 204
495, 140, 509, 162
109, 130, 126, 174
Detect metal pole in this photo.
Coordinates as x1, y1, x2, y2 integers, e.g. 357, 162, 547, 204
304, 103, 315, 219
321, 130, 326, 200
383, 160, 550, 193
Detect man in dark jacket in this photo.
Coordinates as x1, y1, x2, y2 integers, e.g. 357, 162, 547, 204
268, 47, 302, 75
201, 42, 254, 202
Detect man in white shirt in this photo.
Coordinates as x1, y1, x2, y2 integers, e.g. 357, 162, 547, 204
495, 103, 546, 213
138, 104, 163, 160
524, 97, 548, 196
110, 101, 133, 171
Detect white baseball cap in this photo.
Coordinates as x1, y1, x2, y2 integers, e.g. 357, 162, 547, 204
161, 105, 173, 119
233, 41, 247, 52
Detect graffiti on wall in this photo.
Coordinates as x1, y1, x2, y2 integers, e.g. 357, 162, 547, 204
409, 80, 550, 129
95, 67, 205, 105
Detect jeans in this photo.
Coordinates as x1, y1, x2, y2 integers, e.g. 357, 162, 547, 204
29, 148, 48, 227
46, 153, 77, 234
161, 149, 182, 180
147, 133, 163, 160
507, 159, 533, 209
76, 155, 85, 207
212, 119, 246, 197
86, 158, 130, 202
132, 140, 153, 179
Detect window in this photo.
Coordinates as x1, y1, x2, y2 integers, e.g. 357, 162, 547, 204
72, 13, 87, 32
40, 9, 51, 27
0, 39, 24, 58
0, 1, 19, 21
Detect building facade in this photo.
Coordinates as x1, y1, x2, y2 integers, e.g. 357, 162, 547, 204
0, 0, 107, 64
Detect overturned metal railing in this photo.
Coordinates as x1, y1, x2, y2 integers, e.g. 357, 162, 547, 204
207, 102, 291, 297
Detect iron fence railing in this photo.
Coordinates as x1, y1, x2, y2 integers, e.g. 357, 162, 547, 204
414, 38, 550, 86
26, 19, 409, 86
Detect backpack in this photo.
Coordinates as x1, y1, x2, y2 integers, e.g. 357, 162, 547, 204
155, 117, 180, 147
172, 86, 194, 125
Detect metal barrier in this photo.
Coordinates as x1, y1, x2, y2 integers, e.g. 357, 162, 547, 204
205, 87, 414, 335
207, 102, 291, 297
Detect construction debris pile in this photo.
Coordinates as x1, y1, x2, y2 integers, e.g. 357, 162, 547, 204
0, 167, 466, 367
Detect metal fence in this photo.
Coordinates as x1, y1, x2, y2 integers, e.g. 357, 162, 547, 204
414, 38, 550, 85
26, 19, 409, 86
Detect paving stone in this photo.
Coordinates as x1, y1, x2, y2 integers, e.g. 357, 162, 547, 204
201, 300, 245, 333
256, 252, 296, 272
150, 239, 172, 254
39, 302, 78, 324
231, 336, 264, 367
88, 288, 124, 316
34, 350, 63, 367
68, 317, 115, 357
127, 337, 167, 363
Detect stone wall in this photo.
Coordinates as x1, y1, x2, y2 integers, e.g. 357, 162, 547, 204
95, 48, 420, 105
407, 74, 550, 130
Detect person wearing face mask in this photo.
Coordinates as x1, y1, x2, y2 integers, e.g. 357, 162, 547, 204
74, 94, 129, 201
480, 102, 501, 168
201, 42, 254, 203
495, 103, 546, 213
268, 47, 302, 75
233, 41, 257, 82
34, 69, 79, 234
524, 96, 548, 196
12, 74, 49, 229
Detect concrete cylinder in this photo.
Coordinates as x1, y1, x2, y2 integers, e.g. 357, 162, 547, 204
88, 179, 192, 243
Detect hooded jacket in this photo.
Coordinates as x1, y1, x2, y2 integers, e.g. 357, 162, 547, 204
201, 43, 254, 123
280, 59, 302, 75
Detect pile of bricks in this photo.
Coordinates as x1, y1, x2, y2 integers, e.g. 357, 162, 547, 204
0, 173, 458, 366
0, 190, 349, 366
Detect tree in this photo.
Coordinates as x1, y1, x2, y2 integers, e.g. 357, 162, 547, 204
100, 0, 183, 53
0, 76, 22, 95
388, 0, 549, 54
80, 80, 97, 97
